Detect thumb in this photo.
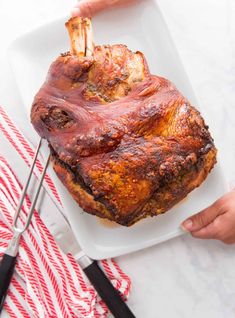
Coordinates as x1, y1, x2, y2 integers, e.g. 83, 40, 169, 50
181, 200, 223, 232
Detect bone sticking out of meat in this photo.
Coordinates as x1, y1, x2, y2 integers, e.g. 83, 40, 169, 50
31, 17, 217, 226
65, 17, 94, 57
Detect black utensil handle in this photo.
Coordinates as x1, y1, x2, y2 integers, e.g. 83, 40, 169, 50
83, 261, 135, 318
0, 254, 17, 313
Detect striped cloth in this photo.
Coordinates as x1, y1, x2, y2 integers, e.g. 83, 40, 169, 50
0, 106, 131, 318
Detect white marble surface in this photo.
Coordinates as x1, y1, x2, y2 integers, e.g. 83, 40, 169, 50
0, 0, 235, 317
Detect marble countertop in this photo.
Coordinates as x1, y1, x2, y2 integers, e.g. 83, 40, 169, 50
0, 0, 235, 317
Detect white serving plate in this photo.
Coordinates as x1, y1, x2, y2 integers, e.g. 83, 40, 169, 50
8, 0, 227, 259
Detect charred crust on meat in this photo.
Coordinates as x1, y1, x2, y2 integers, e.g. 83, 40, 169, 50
40, 106, 75, 130
60, 51, 71, 57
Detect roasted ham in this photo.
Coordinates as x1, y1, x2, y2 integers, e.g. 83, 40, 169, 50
31, 17, 217, 226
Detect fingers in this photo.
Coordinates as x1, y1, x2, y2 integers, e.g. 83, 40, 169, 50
181, 190, 235, 245
71, 0, 142, 18
190, 216, 223, 239
71, 0, 108, 17
191, 213, 235, 244
181, 198, 226, 232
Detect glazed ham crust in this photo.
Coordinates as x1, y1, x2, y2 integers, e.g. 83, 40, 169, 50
31, 17, 217, 226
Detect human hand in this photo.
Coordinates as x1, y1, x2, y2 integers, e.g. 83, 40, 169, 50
181, 189, 235, 244
71, 0, 141, 17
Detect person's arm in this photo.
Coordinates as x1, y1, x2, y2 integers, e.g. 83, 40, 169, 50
181, 189, 235, 244
71, 0, 141, 17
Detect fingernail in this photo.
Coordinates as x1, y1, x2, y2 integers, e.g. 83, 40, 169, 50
71, 7, 81, 17
181, 219, 193, 232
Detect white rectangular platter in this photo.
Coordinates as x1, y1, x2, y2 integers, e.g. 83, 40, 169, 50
8, 0, 228, 259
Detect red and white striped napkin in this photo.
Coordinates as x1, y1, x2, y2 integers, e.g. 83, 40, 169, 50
0, 106, 131, 318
